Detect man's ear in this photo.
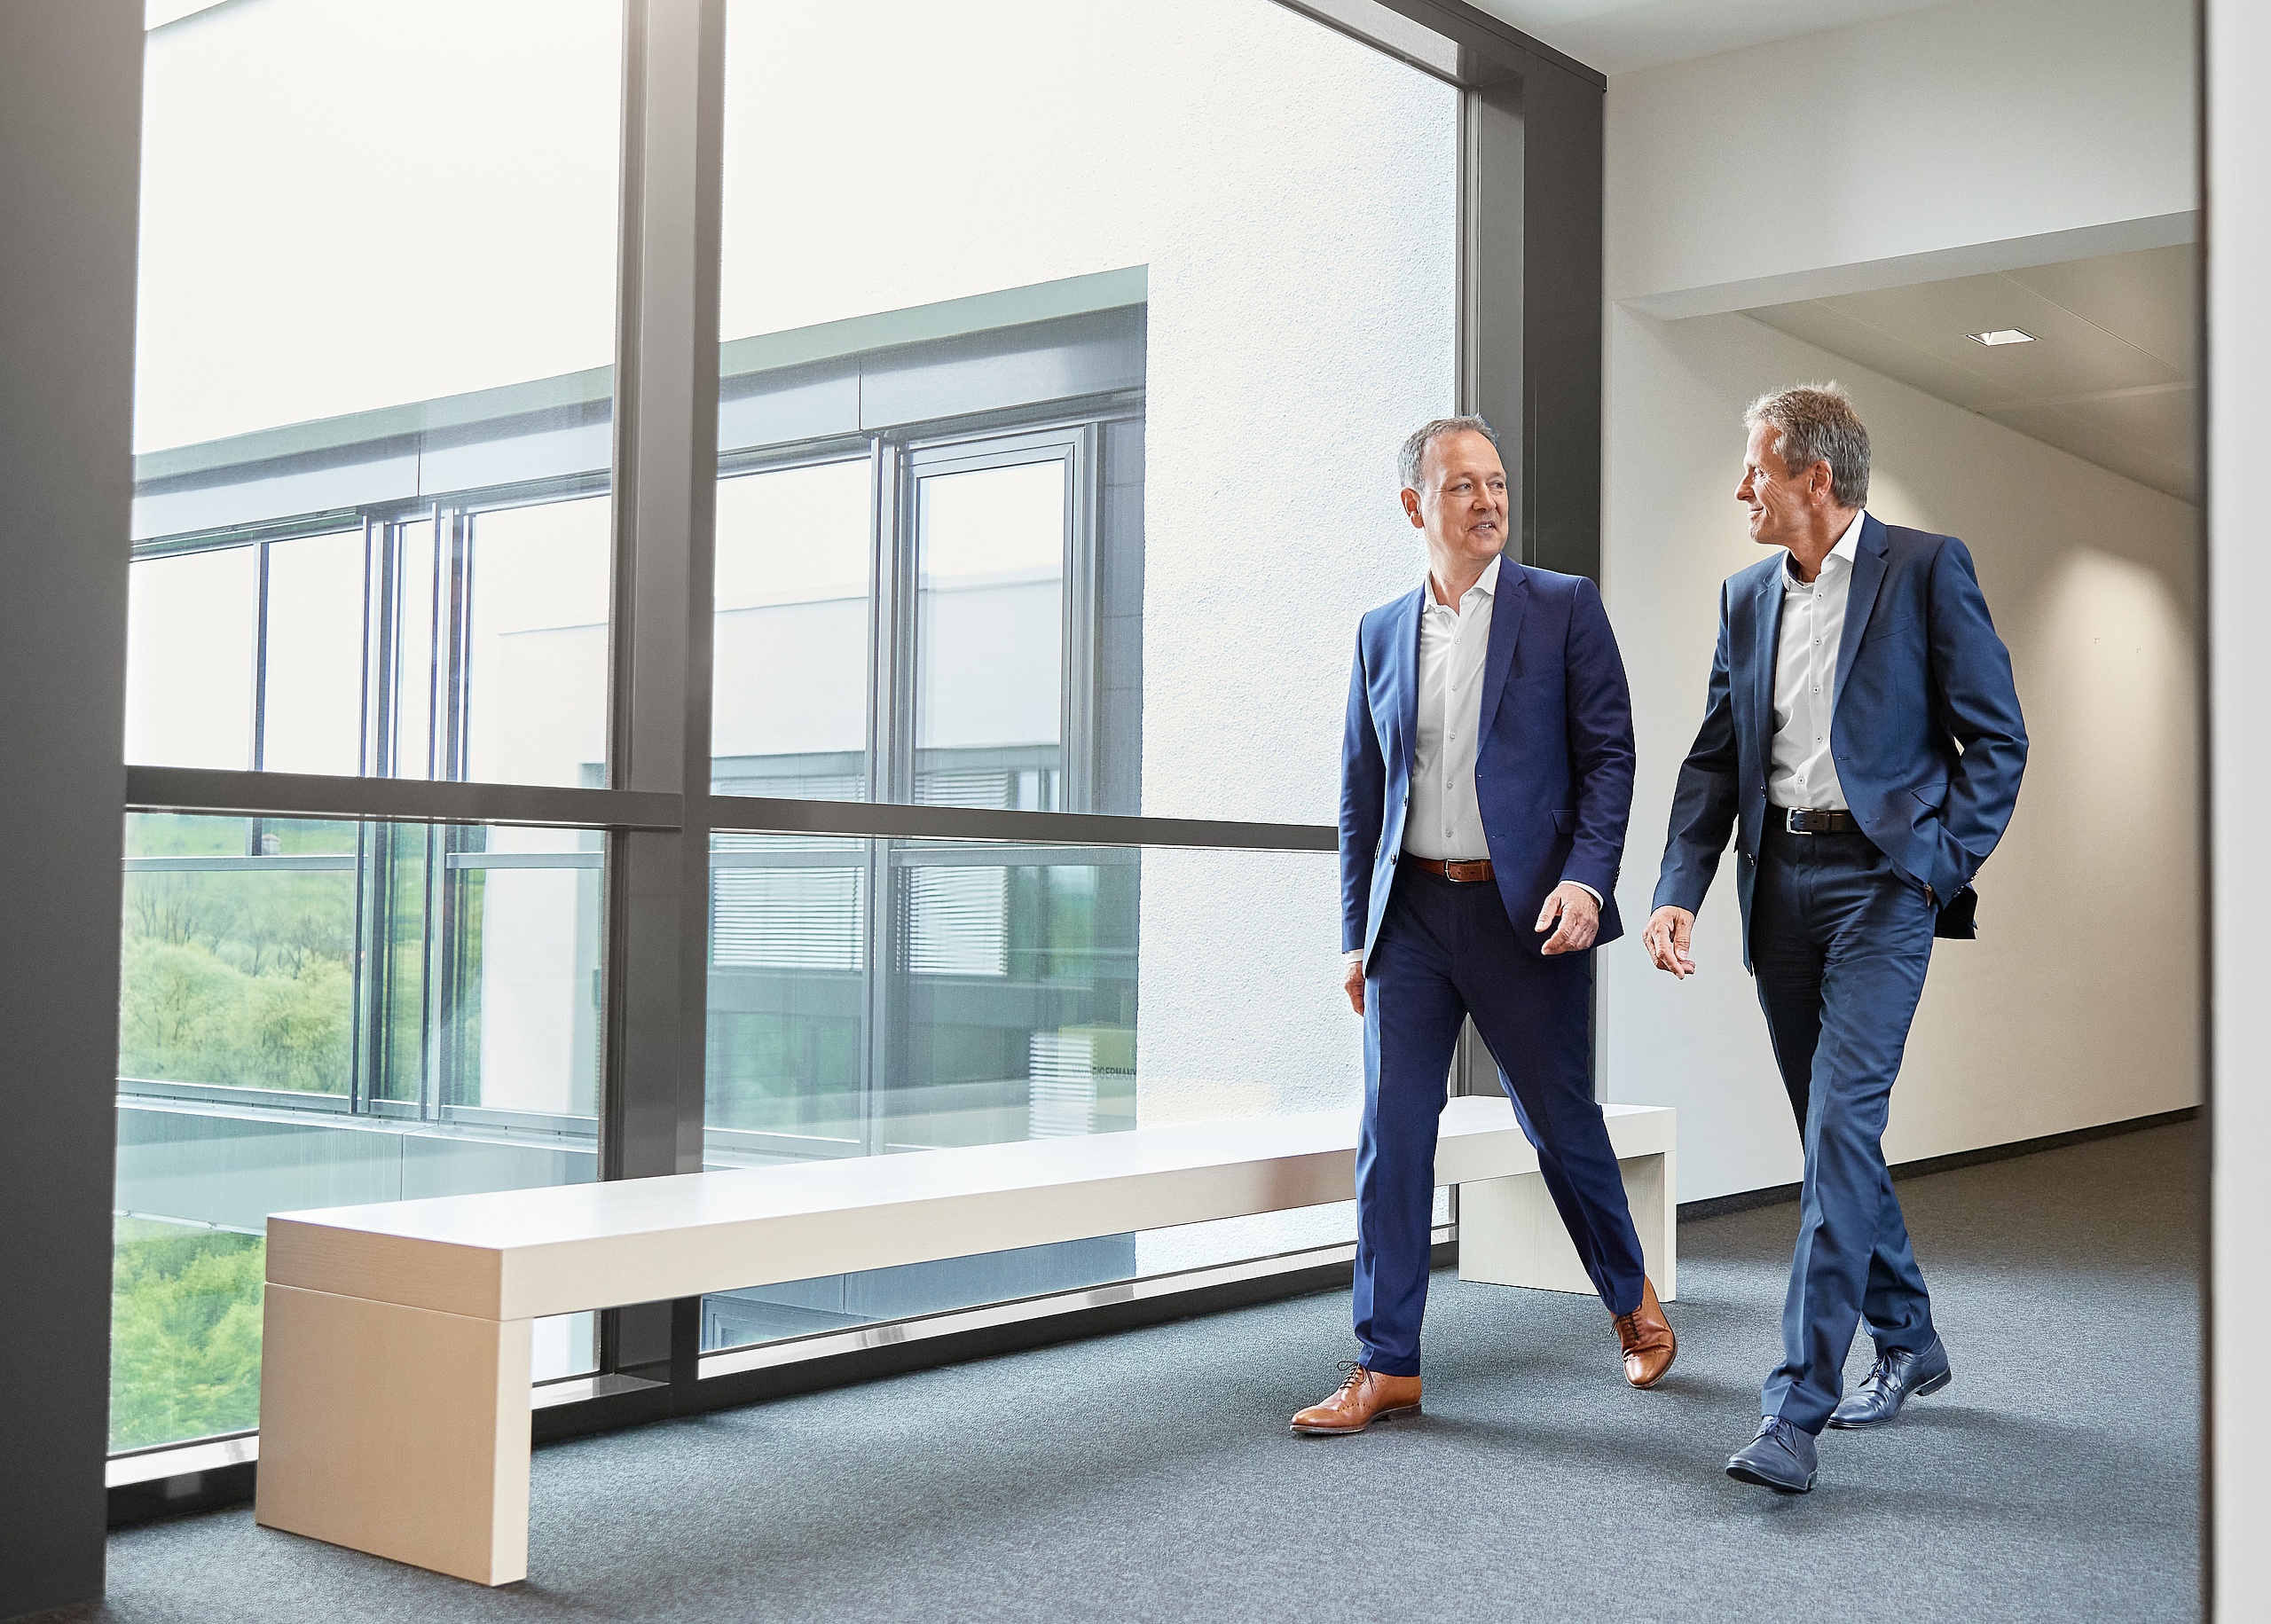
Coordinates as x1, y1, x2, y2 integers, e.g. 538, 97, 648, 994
1400, 488, 1424, 528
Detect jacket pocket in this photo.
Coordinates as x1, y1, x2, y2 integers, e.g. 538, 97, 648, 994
1551, 810, 1576, 835
1908, 778, 1950, 812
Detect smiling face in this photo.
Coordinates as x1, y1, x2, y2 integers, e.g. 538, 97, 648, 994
1736, 421, 1829, 549
1402, 429, 1508, 568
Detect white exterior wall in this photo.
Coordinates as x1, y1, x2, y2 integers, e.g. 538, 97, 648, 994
1599, 0, 2203, 1204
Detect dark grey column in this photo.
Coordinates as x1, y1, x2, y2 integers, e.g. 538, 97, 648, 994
603, 0, 727, 1380
0, 2, 143, 1615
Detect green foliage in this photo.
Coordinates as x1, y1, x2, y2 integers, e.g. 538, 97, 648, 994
109, 1220, 265, 1452
116, 821, 357, 1094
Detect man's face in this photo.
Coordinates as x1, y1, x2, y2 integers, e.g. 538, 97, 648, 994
1404, 430, 1508, 564
1736, 422, 1823, 548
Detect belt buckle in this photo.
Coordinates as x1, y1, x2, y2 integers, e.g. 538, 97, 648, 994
1782, 808, 1813, 836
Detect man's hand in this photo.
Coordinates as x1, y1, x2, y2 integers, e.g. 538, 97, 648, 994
1535, 883, 1600, 956
1342, 953, 1366, 1016
1642, 906, 1697, 978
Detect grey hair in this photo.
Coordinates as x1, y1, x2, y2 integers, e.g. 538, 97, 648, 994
1744, 384, 1870, 506
1397, 415, 1499, 492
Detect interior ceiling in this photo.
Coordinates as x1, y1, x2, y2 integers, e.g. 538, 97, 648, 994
1741, 244, 2198, 502
1466, 0, 1960, 75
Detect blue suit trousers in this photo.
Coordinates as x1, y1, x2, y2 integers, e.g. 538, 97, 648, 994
1751, 825, 1940, 1433
1354, 867, 1649, 1376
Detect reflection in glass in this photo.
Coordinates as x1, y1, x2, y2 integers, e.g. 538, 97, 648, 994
711, 460, 873, 800
699, 838, 1378, 1350
111, 813, 606, 1450
124, 546, 258, 770
914, 460, 1066, 810
464, 498, 612, 788
261, 530, 365, 777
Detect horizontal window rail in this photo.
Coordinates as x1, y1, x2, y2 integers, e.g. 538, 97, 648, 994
703, 796, 1336, 853
120, 766, 1340, 853
123, 765, 681, 831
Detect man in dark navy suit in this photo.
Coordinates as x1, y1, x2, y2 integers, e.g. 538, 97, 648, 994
1293, 416, 1677, 1436
1646, 385, 2028, 1493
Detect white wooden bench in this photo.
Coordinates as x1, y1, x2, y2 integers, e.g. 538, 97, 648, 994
255, 1095, 1675, 1585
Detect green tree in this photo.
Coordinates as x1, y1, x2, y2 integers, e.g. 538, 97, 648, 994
109, 1220, 265, 1452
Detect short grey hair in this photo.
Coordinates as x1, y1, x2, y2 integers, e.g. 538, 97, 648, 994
1398, 415, 1499, 492
1744, 384, 1870, 506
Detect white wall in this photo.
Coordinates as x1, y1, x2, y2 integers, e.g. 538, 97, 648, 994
2208, 0, 2271, 1613
1600, 309, 2198, 1201
1607, 0, 2196, 317
1599, 0, 2203, 1202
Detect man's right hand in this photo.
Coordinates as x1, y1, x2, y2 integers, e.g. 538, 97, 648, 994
1642, 906, 1698, 979
1343, 953, 1366, 1015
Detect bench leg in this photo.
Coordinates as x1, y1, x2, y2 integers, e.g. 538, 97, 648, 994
1458, 1150, 1678, 1302
255, 1282, 532, 1585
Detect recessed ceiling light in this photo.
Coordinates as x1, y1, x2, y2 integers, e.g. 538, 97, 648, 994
1968, 329, 2036, 346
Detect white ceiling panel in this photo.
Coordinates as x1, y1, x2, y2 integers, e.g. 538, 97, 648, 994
1466, 0, 1959, 75
1979, 401, 2196, 501
2003, 246, 2196, 372
1744, 244, 2199, 501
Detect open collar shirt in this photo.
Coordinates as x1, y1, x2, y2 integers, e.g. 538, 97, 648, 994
1767, 507, 1867, 812
1404, 554, 1501, 865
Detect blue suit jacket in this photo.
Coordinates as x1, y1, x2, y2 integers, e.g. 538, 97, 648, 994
1652, 514, 2028, 963
1340, 562, 1636, 961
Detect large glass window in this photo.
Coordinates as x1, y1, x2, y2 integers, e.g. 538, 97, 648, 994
127, 0, 623, 788
111, 0, 1473, 1465
116, 0, 625, 1455
697, 0, 1458, 1350
701, 835, 1363, 1351
713, 0, 1458, 825
114, 814, 605, 1451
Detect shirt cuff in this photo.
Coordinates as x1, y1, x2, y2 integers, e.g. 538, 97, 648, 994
1345, 948, 1365, 965
1568, 882, 1603, 906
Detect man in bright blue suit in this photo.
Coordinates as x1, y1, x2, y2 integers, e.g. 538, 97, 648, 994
1293, 416, 1677, 1436
1645, 385, 2028, 1493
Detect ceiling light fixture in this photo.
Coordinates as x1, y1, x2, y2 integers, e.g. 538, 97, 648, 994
1968, 328, 2036, 346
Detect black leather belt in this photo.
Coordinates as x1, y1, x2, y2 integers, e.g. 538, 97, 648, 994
1775, 807, 1858, 835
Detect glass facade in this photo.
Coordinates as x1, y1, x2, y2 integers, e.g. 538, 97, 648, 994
694, 0, 1456, 1352
114, 0, 1466, 1458
114, 814, 605, 1450
699, 836, 1380, 1353
116, 0, 626, 1452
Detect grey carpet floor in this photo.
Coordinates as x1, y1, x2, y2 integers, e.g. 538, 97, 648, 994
44, 1122, 2203, 1624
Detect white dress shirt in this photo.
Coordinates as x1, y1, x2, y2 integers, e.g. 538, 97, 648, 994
1404, 555, 1500, 863
1768, 508, 1866, 811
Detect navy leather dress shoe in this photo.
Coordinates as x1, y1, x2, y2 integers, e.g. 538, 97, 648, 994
1725, 1416, 1818, 1493
1828, 1338, 1952, 1428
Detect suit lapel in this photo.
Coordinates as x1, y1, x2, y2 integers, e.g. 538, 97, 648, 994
1477, 558, 1529, 740
1831, 513, 1890, 714
1747, 565, 1783, 773
1387, 585, 1424, 782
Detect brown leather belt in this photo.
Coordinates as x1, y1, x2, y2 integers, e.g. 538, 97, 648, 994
1407, 856, 1496, 883
1775, 807, 1859, 835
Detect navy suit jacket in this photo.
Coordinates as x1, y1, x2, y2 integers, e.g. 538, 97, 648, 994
1340, 562, 1636, 961
1652, 514, 2028, 964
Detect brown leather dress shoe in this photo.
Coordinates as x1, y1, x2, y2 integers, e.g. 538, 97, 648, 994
1615, 1278, 1677, 1389
1290, 1363, 1423, 1434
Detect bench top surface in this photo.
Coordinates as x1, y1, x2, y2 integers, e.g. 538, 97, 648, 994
270, 1098, 1673, 1252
